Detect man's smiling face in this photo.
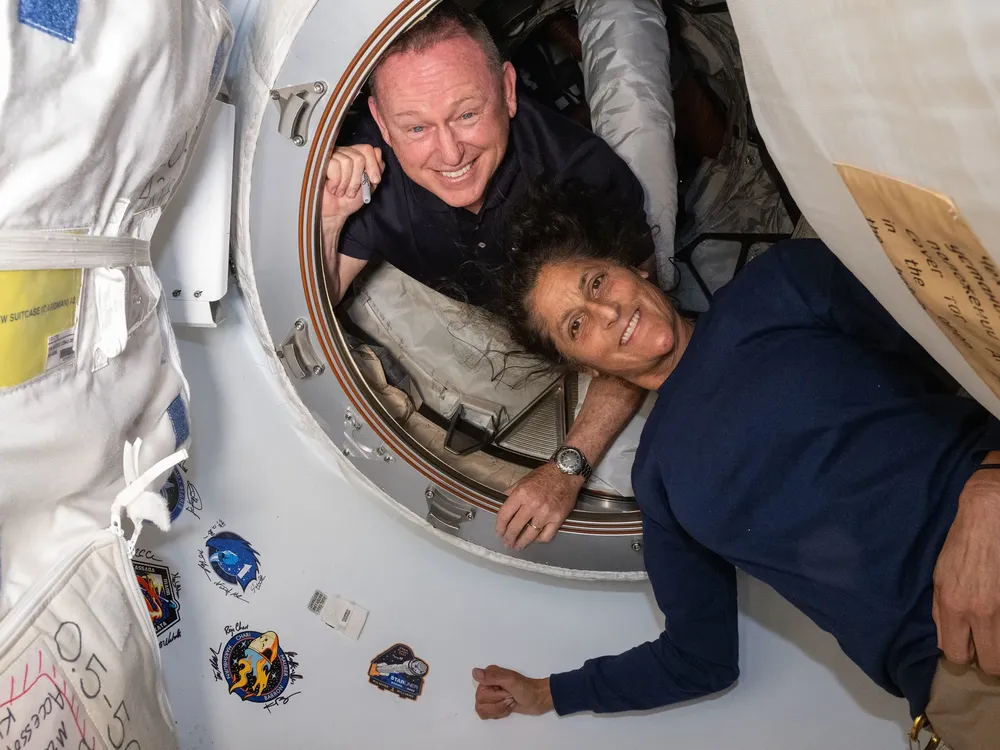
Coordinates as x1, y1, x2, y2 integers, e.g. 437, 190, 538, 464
369, 34, 518, 214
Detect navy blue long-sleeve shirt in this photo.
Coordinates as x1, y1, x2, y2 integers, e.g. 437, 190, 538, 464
549, 240, 1000, 719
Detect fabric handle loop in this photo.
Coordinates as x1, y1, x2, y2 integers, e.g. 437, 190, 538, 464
110, 438, 188, 554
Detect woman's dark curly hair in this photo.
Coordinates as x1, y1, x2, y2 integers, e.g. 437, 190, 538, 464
479, 179, 654, 366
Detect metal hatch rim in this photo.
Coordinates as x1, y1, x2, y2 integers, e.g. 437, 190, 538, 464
295, 0, 643, 535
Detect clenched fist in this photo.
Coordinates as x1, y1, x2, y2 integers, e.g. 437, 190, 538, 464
322, 144, 385, 222
473, 666, 553, 720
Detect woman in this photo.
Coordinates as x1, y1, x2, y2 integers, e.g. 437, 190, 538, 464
471, 184, 1000, 749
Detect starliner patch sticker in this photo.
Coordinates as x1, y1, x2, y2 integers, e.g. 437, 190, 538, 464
368, 644, 429, 701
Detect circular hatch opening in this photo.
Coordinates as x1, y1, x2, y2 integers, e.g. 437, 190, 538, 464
244, 0, 798, 571
299, 0, 644, 538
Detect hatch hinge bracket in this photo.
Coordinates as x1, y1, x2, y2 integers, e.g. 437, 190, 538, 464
269, 81, 327, 146
425, 486, 476, 535
277, 317, 326, 379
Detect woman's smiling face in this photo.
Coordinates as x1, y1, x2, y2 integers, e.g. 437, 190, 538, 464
528, 259, 687, 386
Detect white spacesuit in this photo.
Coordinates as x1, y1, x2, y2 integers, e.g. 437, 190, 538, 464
0, 1, 231, 747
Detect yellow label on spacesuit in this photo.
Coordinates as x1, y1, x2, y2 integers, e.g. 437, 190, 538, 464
837, 164, 1000, 398
0, 269, 82, 388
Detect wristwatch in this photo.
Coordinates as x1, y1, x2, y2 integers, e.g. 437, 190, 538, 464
552, 445, 593, 480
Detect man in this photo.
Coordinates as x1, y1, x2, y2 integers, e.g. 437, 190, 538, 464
321, 2, 651, 549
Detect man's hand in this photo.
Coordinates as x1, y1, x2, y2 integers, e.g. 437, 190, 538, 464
933, 467, 1000, 676
473, 666, 554, 720
320, 145, 383, 303
494, 375, 644, 551
322, 144, 384, 223
497, 462, 582, 551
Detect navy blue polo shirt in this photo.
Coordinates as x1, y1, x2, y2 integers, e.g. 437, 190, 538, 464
339, 93, 652, 307
549, 240, 1000, 719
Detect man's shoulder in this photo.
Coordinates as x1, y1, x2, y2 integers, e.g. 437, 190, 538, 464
512, 93, 616, 176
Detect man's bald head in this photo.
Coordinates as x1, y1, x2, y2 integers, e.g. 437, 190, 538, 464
369, 1, 504, 102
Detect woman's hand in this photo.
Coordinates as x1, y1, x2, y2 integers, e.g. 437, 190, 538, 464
473, 666, 554, 719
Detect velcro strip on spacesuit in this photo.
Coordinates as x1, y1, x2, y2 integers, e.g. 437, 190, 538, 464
18, 0, 80, 44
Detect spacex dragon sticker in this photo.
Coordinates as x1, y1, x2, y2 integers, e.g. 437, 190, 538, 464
196, 519, 264, 602
209, 623, 303, 711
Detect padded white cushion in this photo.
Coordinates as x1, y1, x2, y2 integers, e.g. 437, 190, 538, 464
728, 0, 1000, 415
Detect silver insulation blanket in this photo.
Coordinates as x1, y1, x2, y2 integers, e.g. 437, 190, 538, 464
575, 0, 678, 288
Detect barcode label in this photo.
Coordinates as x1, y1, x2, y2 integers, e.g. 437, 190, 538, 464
307, 589, 328, 615
45, 328, 76, 371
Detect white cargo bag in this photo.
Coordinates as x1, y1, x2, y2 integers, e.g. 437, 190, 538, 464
0, 464, 184, 750
726, 0, 1000, 416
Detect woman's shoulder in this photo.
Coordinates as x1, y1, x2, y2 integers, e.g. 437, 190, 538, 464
722, 239, 835, 301
636, 241, 841, 473
701, 239, 839, 336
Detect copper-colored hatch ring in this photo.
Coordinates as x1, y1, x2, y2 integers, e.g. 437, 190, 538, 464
295, 0, 643, 536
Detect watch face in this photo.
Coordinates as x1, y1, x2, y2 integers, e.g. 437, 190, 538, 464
556, 448, 584, 475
